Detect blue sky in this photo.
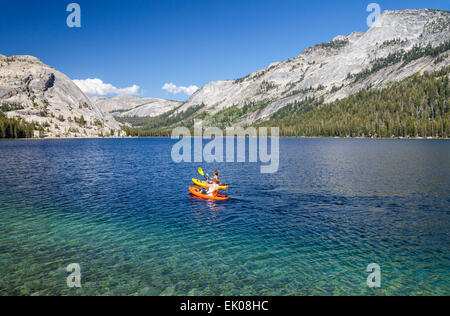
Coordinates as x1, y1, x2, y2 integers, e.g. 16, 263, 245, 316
1, 0, 448, 100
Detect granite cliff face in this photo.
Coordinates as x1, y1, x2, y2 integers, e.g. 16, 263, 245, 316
177, 9, 450, 123
92, 95, 182, 118
0, 55, 122, 138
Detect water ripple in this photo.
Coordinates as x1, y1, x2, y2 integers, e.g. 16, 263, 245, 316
0, 138, 449, 295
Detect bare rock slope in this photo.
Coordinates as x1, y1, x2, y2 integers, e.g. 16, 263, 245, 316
92, 95, 182, 118
0, 55, 122, 138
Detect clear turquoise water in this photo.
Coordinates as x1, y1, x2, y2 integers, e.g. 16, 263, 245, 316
0, 138, 448, 296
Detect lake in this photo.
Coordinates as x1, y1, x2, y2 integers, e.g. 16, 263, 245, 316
0, 138, 448, 295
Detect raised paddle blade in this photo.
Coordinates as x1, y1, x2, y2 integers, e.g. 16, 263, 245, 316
198, 168, 205, 177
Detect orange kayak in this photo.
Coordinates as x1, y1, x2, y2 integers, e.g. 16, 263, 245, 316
189, 186, 230, 201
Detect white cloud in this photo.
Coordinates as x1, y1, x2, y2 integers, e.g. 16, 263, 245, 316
162, 83, 199, 96
73, 78, 140, 96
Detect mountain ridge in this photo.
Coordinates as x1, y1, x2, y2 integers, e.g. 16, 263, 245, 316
2, 9, 449, 138
92, 95, 182, 118
172, 9, 449, 124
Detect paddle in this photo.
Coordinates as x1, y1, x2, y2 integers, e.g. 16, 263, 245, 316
198, 168, 208, 181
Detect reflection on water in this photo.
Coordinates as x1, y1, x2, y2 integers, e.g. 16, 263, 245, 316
0, 138, 448, 296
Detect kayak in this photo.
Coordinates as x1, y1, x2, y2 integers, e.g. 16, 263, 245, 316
189, 186, 230, 201
189, 186, 229, 201
192, 178, 229, 190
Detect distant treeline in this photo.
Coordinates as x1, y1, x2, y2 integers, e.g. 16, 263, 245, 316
259, 66, 449, 138
0, 111, 36, 139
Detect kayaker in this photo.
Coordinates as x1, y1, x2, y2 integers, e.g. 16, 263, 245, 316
213, 170, 220, 184
207, 170, 220, 184
213, 171, 220, 183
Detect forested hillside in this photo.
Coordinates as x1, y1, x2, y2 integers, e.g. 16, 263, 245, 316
0, 111, 37, 139
259, 67, 449, 138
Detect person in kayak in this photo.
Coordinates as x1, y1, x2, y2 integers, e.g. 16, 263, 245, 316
204, 178, 220, 197
213, 170, 220, 183
207, 170, 220, 185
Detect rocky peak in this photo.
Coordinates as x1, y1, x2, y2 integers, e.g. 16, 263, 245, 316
0, 55, 122, 138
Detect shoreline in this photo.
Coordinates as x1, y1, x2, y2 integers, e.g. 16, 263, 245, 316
1, 136, 449, 141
